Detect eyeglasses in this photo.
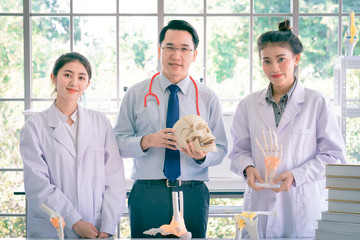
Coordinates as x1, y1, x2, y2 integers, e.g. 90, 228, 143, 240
161, 46, 193, 54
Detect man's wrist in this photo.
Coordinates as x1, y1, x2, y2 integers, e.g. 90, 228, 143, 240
140, 135, 151, 151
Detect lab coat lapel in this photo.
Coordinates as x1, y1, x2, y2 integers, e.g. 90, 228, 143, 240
257, 89, 277, 129
76, 105, 91, 164
48, 103, 77, 159
277, 82, 305, 132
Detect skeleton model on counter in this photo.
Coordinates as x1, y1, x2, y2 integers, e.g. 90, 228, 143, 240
40, 203, 65, 240
144, 191, 192, 240
234, 211, 277, 240
173, 114, 217, 152
255, 128, 282, 188
344, 10, 358, 56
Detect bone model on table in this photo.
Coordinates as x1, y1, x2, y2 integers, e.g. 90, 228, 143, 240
173, 114, 217, 152
234, 211, 277, 240
344, 10, 358, 56
40, 203, 65, 240
144, 191, 192, 240
255, 128, 282, 188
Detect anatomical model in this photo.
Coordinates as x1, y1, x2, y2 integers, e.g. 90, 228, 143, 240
144, 191, 192, 240
255, 128, 282, 188
344, 10, 358, 56
173, 114, 216, 152
234, 211, 277, 240
41, 203, 65, 240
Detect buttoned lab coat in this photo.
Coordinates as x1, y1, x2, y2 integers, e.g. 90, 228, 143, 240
20, 103, 126, 238
229, 82, 346, 238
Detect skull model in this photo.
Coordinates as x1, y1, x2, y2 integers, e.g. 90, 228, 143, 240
173, 114, 217, 152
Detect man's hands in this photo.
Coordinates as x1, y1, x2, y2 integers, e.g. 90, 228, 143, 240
141, 128, 177, 151
179, 142, 207, 161
140, 128, 207, 161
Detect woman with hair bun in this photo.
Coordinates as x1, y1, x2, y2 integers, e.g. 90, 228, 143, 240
229, 20, 346, 238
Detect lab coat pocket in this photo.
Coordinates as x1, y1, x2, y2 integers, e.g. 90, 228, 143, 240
291, 128, 316, 164
296, 183, 326, 237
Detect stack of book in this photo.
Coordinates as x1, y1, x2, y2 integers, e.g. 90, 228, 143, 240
315, 164, 360, 240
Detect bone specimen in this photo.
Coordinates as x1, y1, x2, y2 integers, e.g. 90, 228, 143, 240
234, 211, 277, 240
255, 128, 282, 183
41, 203, 65, 240
173, 114, 217, 152
144, 191, 192, 240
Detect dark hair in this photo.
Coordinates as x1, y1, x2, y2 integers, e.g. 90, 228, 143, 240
52, 52, 92, 80
159, 20, 199, 49
257, 19, 303, 55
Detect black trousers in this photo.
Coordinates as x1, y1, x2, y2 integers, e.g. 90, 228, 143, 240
128, 179, 210, 238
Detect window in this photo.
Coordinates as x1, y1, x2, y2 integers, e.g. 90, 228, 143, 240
1, 0, 359, 237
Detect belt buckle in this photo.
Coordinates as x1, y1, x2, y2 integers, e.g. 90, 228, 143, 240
166, 179, 181, 187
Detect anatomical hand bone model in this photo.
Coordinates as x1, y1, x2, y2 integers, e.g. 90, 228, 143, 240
234, 211, 277, 240
173, 114, 217, 152
41, 203, 65, 240
144, 191, 192, 240
255, 128, 282, 188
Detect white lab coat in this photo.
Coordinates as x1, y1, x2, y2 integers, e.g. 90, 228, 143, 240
229, 82, 346, 238
20, 102, 126, 238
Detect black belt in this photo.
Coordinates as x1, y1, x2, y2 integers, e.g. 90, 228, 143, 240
136, 179, 203, 187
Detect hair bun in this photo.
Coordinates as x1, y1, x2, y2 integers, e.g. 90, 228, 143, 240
278, 20, 292, 31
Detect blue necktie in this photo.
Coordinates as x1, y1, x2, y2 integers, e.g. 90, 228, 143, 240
163, 84, 181, 183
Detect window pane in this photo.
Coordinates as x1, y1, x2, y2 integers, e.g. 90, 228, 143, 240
0, 16, 23, 98
119, 0, 157, 13
300, 0, 338, 13
165, 0, 203, 14
254, 0, 290, 13
119, 17, 157, 94
31, 0, 69, 13
253, 16, 286, 92
32, 100, 53, 111
342, 15, 360, 56
73, 0, 116, 13
343, 0, 360, 13
299, 16, 338, 98
0, 102, 24, 168
207, 17, 249, 112
73, 16, 116, 109
346, 118, 360, 162
0, 217, 26, 237
344, 69, 360, 107
164, 17, 204, 81
0, 0, 22, 13
0, 171, 26, 237
32, 16, 70, 99
207, 0, 250, 13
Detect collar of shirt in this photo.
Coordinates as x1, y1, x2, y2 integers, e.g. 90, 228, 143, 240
265, 77, 298, 105
159, 72, 191, 96
54, 105, 78, 125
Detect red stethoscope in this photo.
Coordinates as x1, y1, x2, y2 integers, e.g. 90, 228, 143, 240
144, 72, 200, 133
